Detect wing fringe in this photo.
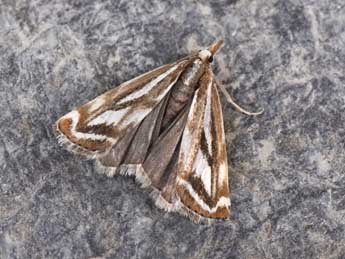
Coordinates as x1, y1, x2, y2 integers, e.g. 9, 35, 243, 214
95, 160, 228, 224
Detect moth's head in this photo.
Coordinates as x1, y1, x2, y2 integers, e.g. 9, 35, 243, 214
198, 39, 224, 63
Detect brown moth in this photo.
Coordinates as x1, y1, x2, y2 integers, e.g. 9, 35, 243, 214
55, 40, 262, 223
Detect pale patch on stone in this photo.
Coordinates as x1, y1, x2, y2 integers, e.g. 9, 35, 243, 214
186, 34, 199, 53
107, 49, 122, 68
309, 152, 332, 174
258, 139, 275, 167
198, 4, 211, 16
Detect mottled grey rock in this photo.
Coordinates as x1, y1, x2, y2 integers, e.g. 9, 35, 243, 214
1, 0, 345, 258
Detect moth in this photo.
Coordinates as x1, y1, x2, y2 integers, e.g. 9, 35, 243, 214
55, 40, 262, 223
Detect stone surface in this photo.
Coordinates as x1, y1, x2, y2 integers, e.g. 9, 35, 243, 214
1, 0, 345, 258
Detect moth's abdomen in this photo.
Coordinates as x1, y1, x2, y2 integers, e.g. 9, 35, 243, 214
162, 59, 205, 129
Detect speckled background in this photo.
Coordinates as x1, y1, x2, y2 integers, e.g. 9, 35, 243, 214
1, 0, 345, 258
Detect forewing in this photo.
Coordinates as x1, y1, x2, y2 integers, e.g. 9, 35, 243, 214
55, 57, 194, 157
175, 69, 230, 219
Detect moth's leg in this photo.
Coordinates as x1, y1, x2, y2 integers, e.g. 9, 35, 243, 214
216, 81, 264, 116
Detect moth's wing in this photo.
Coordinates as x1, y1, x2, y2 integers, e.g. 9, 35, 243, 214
96, 98, 189, 188
55, 57, 194, 158
95, 94, 170, 181
174, 70, 230, 220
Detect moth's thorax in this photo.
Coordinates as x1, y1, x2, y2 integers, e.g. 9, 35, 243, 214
198, 50, 212, 62
181, 59, 206, 86
161, 58, 206, 129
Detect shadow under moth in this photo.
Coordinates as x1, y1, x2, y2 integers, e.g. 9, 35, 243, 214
55, 40, 262, 223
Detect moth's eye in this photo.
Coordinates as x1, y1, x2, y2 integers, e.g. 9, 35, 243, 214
208, 55, 214, 63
